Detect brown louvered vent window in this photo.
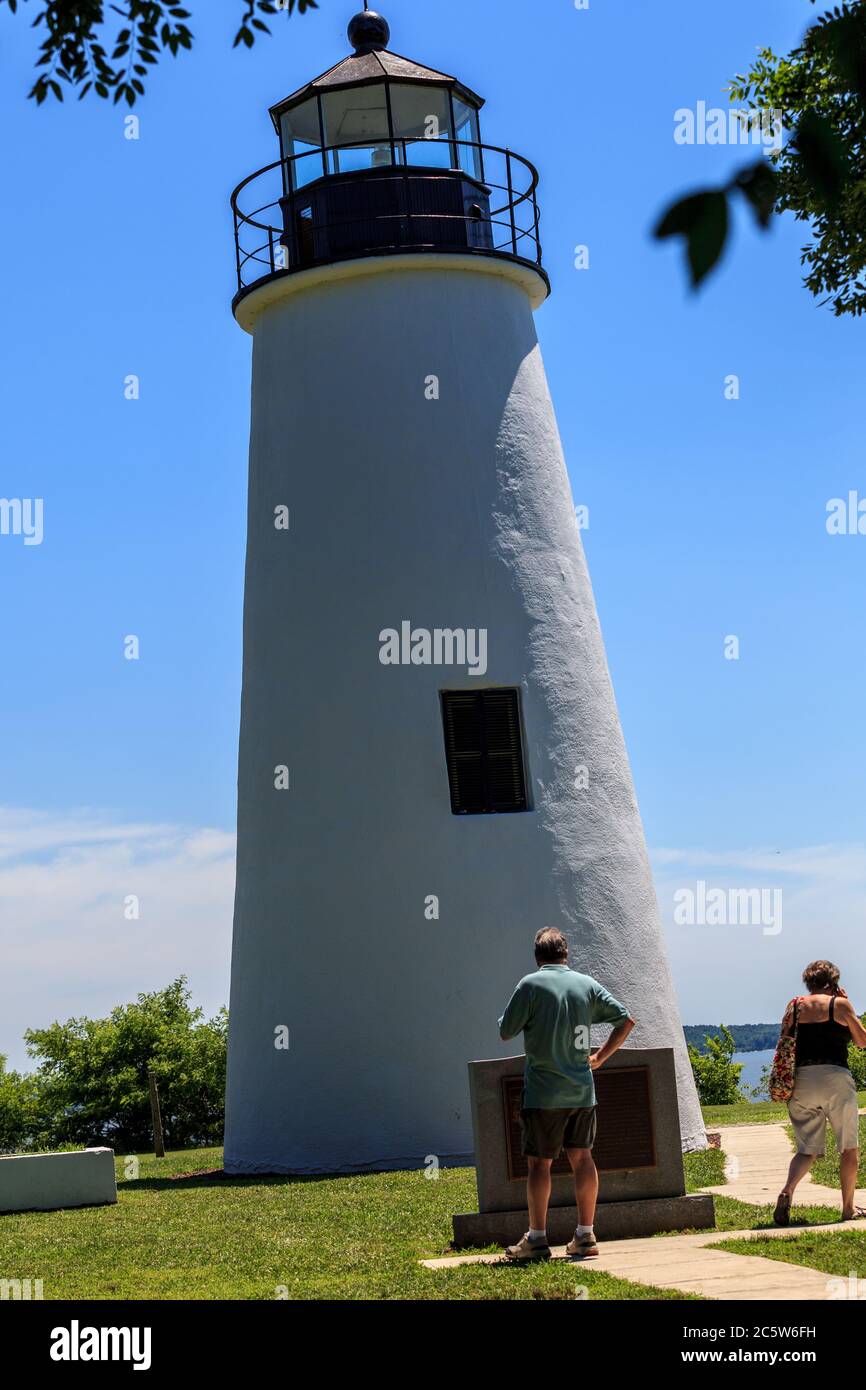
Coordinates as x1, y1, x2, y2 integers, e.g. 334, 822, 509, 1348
440, 689, 528, 815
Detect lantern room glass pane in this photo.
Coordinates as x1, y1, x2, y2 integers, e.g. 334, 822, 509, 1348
453, 97, 482, 180
389, 83, 453, 168
280, 97, 324, 190
321, 84, 392, 173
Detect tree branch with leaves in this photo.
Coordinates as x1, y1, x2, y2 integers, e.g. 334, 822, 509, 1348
0, 0, 319, 106
655, 0, 866, 315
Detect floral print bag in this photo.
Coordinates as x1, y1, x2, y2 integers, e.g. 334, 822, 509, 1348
768, 997, 800, 1103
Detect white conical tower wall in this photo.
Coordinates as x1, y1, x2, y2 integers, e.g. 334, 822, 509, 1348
224, 257, 704, 1174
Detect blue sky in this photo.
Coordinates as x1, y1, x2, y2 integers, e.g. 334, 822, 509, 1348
1, 0, 864, 1067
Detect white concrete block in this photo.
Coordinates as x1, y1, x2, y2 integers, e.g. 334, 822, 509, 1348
0, 1149, 117, 1214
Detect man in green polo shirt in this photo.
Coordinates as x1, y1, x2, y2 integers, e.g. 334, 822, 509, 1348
498, 927, 635, 1261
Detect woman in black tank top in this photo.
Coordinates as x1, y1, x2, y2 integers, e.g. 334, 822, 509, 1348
773, 960, 866, 1228
795, 994, 852, 1071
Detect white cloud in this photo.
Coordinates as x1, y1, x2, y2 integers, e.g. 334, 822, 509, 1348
3, 806, 864, 1070
653, 843, 866, 1026
0, 807, 235, 1072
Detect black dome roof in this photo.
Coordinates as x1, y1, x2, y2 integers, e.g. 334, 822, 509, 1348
347, 10, 390, 54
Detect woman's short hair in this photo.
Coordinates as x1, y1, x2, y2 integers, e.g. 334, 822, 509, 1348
802, 959, 841, 993
534, 928, 569, 964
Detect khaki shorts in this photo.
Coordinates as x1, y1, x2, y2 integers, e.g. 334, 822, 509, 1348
520, 1106, 597, 1159
789, 1065, 860, 1155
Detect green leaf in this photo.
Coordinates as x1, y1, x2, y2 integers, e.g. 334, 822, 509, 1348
733, 159, 779, 228
654, 189, 730, 288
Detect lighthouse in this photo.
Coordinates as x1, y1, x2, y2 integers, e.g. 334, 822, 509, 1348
224, 8, 704, 1175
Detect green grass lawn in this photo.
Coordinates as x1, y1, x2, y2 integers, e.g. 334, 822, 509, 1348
701, 1093, 866, 1129
5, 1099, 858, 1300
684, 1144, 725, 1190
803, 1116, 866, 1190
702, 1099, 791, 1127
710, 1195, 843, 1232
715, 1229, 866, 1283
0, 1149, 695, 1301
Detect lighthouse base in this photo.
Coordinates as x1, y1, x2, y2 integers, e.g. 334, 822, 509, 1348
451, 1194, 716, 1249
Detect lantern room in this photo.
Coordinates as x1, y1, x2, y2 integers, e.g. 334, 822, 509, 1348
270, 9, 485, 188
230, 8, 546, 305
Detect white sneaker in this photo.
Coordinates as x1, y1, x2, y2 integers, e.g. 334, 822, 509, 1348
504, 1231, 551, 1261
566, 1231, 599, 1259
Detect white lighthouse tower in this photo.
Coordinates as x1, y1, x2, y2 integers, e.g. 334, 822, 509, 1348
224, 8, 704, 1174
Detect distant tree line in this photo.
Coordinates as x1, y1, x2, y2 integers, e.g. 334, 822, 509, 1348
684, 1024, 779, 1054
0, 979, 226, 1154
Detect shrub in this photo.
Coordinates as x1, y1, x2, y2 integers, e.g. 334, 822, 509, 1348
688, 1026, 744, 1106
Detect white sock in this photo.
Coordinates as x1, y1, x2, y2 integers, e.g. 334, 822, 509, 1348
528, 1228, 547, 1242
575, 1224, 594, 1238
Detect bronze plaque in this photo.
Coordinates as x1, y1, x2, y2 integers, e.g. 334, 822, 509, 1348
502, 1067, 657, 1181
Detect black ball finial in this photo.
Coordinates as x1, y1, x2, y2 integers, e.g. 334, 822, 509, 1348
348, 9, 390, 53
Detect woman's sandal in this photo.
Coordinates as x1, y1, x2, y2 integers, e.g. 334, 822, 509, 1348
841, 1206, 866, 1221
773, 1191, 792, 1226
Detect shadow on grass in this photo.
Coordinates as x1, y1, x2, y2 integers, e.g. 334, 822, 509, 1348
124, 1169, 400, 1192
749, 1217, 838, 1232
727, 1207, 844, 1234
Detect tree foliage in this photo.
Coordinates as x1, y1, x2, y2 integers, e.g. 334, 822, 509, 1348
688, 1026, 744, 1106
849, 1022, 866, 1088
0, 979, 227, 1153
0, 0, 318, 106
0, 1056, 52, 1152
656, 1, 866, 315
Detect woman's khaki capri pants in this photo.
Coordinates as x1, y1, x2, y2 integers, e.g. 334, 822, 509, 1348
788, 1065, 860, 1155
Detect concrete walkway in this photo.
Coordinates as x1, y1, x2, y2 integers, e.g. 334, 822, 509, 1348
422, 1123, 866, 1299
422, 1218, 866, 1300
705, 1121, 866, 1210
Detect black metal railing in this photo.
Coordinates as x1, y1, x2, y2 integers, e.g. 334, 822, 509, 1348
231, 138, 544, 303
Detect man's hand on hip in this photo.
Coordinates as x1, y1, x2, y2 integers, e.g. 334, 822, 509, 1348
588, 1018, 636, 1070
